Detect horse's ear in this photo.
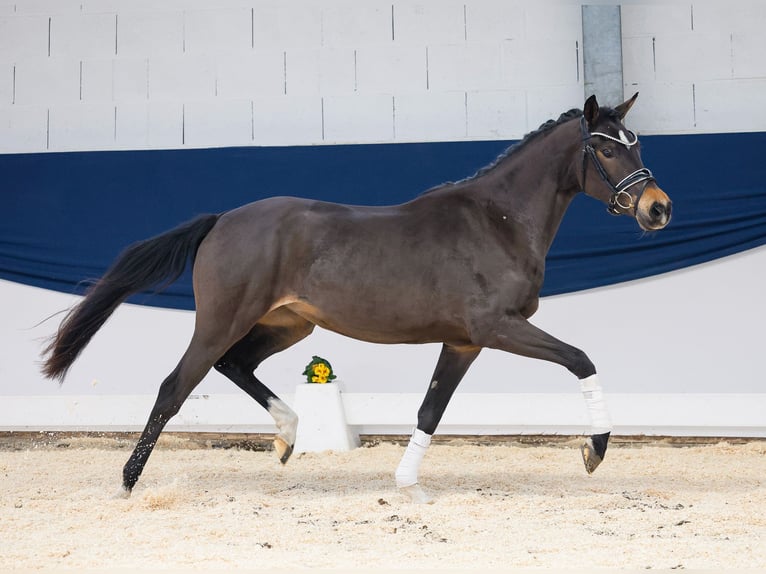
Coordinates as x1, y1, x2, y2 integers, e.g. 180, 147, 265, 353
584, 94, 599, 128
615, 92, 639, 120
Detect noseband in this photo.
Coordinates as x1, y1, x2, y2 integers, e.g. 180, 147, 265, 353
580, 116, 655, 215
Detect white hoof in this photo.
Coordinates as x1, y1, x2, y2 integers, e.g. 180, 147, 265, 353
399, 484, 434, 504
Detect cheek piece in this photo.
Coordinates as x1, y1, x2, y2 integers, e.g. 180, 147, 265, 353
580, 116, 655, 215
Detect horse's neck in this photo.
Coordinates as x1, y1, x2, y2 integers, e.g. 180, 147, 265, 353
476, 126, 582, 254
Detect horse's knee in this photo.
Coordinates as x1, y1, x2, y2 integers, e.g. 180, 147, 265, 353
567, 348, 595, 379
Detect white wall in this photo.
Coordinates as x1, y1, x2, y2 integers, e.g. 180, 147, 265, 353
3, 0, 581, 151
1, 1, 765, 435
622, 2, 766, 134
3, 1, 766, 154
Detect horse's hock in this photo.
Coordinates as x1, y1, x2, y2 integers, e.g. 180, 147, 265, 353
292, 381, 360, 454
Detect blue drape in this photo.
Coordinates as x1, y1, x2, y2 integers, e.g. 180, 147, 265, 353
1, 132, 765, 309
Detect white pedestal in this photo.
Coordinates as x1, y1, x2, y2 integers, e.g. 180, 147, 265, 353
292, 381, 360, 453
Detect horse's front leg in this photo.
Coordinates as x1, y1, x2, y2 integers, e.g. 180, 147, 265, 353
396, 344, 481, 503
472, 314, 613, 474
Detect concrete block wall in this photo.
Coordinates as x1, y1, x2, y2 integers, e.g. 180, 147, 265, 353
1, 2, 765, 153
0, 0, 584, 152
622, 2, 766, 134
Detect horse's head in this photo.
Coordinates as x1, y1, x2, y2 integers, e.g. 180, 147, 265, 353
580, 93, 672, 231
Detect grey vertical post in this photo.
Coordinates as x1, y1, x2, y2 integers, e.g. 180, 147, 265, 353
582, 5, 624, 106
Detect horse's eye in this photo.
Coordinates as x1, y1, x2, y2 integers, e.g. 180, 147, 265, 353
601, 148, 614, 158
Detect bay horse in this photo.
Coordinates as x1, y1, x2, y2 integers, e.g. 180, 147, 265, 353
42, 94, 672, 502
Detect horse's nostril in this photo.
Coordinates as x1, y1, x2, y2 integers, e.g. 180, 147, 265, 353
650, 202, 666, 218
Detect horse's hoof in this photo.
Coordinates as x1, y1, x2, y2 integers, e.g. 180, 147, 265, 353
399, 484, 434, 504
274, 436, 293, 464
581, 432, 610, 475
113, 485, 132, 499
580, 439, 602, 474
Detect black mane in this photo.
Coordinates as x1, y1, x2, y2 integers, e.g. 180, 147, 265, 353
473, 108, 584, 178
422, 108, 586, 194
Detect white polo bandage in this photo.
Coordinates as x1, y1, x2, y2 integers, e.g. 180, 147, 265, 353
395, 428, 432, 488
580, 374, 613, 434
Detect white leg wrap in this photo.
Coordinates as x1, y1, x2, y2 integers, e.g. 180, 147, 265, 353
580, 374, 613, 434
395, 428, 432, 488
268, 398, 298, 445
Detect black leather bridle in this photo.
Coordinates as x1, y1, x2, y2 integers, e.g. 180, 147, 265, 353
580, 116, 655, 215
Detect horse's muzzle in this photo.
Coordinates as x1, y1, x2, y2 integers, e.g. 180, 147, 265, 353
636, 183, 672, 231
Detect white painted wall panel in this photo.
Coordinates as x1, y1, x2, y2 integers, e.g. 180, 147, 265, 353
117, 11, 184, 57
13, 58, 80, 105
394, 91, 465, 142
217, 51, 284, 99
393, 1, 465, 45
82, 58, 152, 103
502, 39, 579, 88
691, 3, 766, 35
653, 33, 732, 83
428, 43, 503, 92
0, 105, 47, 151
50, 13, 116, 59
287, 48, 356, 96
14, 0, 83, 15
0, 15, 49, 59
183, 98, 252, 147
0, 61, 12, 104
48, 103, 115, 150
465, 89, 526, 140
80, 59, 113, 102
732, 32, 766, 79
322, 2, 392, 47
695, 79, 766, 133
356, 44, 426, 95
621, 82, 695, 135
251, 95, 322, 146
324, 94, 393, 143
252, 3, 322, 49
523, 5, 581, 42
464, 2, 524, 43
621, 5, 692, 38
115, 100, 182, 148
621, 36, 654, 86
525, 84, 584, 130
112, 58, 149, 101
148, 55, 216, 101
184, 8, 251, 55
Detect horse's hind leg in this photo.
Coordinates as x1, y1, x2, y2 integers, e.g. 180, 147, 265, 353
396, 344, 481, 503
119, 331, 235, 496
214, 310, 315, 464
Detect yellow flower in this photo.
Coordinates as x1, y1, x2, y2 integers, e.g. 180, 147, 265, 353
302, 356, 337, 384
312, 363, 331, 383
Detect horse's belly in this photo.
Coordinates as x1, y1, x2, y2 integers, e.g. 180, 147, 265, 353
282, 299, 468, 345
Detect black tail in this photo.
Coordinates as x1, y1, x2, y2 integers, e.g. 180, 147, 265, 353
41, 213, 220, 381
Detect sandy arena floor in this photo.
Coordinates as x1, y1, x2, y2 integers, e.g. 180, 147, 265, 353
1, 434, 764, 571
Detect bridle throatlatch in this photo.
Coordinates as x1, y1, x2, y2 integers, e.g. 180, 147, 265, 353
580, 116, 655, 215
